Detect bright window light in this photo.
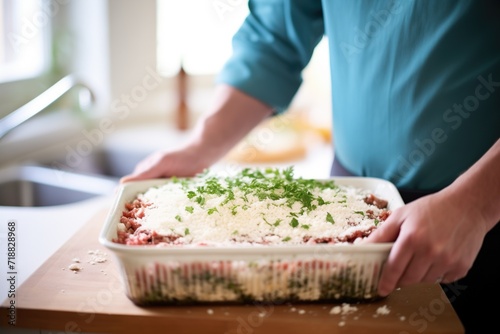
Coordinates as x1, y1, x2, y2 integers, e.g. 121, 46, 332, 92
157, 0, 249, 76
0, 0, 49, 83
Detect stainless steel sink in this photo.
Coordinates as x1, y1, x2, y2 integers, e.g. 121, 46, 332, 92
47, 147, 150, 178
0, 164, 118, 207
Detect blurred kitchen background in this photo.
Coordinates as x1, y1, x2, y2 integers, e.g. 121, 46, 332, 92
0, 0, 333, 179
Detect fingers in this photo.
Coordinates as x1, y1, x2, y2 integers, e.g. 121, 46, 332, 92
377, 234, 413, 296
365, 208, 403, 243
120, 149, 206, 183
120, 163, 158, 183
371, 207, 430, 295
120, 170, 155, 183
120, 152, 167, 183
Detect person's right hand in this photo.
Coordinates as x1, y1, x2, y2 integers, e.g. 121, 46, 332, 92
119, 147, 209, 183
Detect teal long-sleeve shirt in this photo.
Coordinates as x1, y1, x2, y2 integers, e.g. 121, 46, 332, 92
217, 0, 500, 191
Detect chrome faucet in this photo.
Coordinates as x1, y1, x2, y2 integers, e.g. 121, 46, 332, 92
0, 75, 95, 140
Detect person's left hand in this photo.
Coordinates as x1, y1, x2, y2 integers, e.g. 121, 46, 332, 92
366, 189, 489, 296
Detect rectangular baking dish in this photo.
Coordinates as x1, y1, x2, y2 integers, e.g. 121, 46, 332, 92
99, 176, 404, 305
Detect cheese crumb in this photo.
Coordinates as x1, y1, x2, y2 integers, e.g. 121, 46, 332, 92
207, 309, 214, 315
341, 303, 358, 315
329, 303, 358, 316
68, 263, 82, 272
329, 306, 342, 315
87, 249, 107, 264
376, 305, 390, 315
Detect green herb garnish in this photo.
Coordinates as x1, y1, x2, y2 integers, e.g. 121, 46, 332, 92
326, 212, 335, 224
195, 196, 205, 206
207, 207, 219, 215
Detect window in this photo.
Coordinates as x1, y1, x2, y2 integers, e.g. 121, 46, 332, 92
0, 0, 49, 83
0, 0, 57, 118
157, 0, 249, 77
155, 0, 331, 128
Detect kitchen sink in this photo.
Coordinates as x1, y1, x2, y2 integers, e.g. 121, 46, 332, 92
47, 147, 151, 178
0, 164, 118, 207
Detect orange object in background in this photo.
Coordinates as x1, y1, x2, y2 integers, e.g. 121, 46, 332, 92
224, 111, 331, 164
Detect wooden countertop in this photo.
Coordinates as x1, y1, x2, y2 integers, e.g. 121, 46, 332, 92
1, 208, 464, 334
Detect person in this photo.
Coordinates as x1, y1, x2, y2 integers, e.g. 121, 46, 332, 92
121, 1, 500, 332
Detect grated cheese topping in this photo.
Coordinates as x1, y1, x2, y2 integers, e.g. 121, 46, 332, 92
119, 167, 389, 246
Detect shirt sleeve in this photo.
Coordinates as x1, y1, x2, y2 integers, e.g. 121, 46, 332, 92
216, 0, 325, 113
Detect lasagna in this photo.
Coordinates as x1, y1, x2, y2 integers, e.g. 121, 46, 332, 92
114, 167, 390, 247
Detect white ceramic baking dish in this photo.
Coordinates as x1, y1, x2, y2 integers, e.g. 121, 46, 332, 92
99, 176, 404, 305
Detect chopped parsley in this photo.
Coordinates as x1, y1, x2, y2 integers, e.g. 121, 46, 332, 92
207, 207, 219, 215
181, 166, 338, 217
326, 212, 335, 224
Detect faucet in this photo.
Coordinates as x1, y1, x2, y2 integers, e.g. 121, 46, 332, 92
0, 74, 95, 140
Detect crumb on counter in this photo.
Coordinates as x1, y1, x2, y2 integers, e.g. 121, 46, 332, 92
87, 249, 107, 265
329, 306, 342, 315
329, 303, 358, 316
376, 305, 391, 315
68, 263, 82, 272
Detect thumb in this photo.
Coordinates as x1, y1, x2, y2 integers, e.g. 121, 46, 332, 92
120, 167, 161, 183
365, 212, 402, 243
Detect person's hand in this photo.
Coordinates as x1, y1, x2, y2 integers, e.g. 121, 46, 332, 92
120, 147, 210, 183
119, 85, 274, 184
366, 188, 489, 296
